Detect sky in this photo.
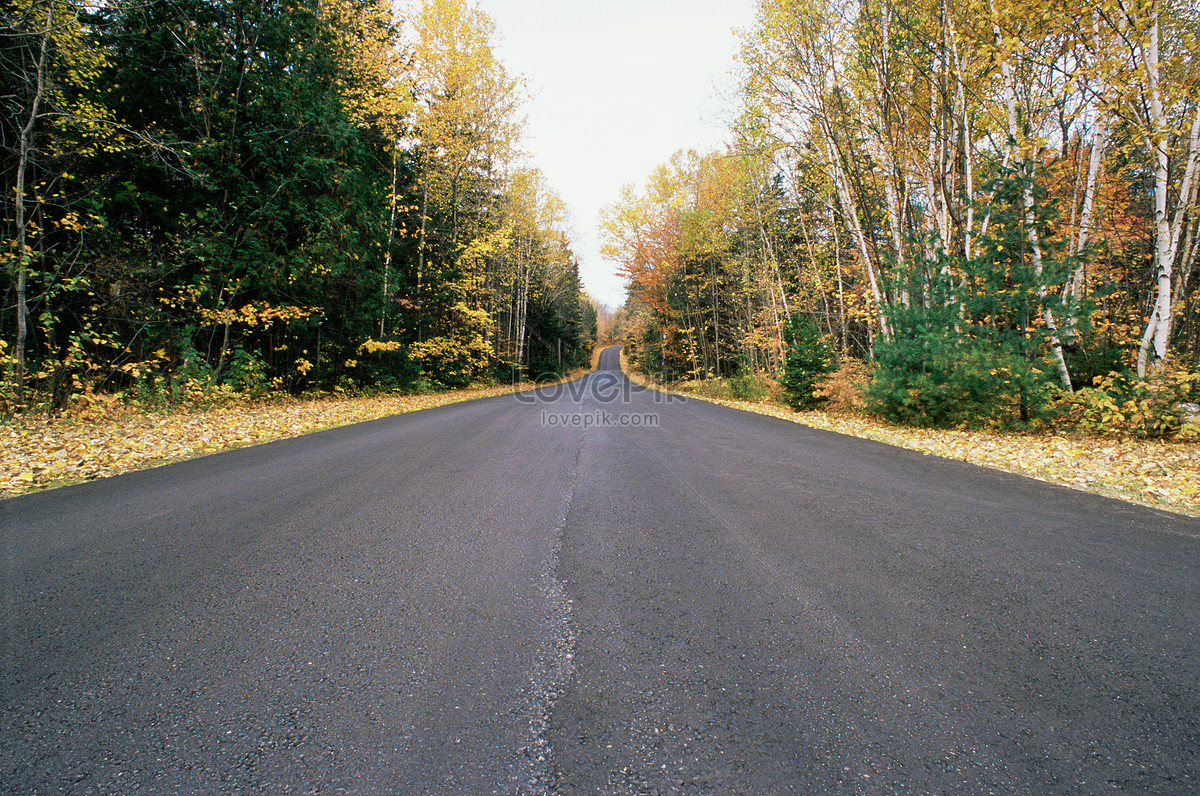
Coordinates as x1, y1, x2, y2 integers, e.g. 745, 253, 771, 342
475, 0, 761, 309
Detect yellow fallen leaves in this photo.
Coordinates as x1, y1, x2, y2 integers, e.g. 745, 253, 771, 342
625, 369, 1200, 518
0, 381, 546, 499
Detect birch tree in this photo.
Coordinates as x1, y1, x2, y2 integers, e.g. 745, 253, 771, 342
742, 0, 891, 339
1100, 0, 1200, 376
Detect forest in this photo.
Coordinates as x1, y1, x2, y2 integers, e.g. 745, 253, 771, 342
609, 0, 1199, 434
5, 0, 1199, 438
1, 0, 597, 413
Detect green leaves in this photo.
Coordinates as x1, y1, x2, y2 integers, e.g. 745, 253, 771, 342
780, 313, 833, 410
866, 171, 1088, 428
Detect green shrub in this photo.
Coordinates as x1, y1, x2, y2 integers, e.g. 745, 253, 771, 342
866, 323, 1060, 428
866, 171, 1086, 428
729, 369, 771, 402
780, 313, 834, 410
224, 347, 270, 396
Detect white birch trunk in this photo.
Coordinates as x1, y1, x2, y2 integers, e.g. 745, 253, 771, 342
1070, 110, 1107, 299
873, 2, 910, 308
1136, 17, 1200, 375
11, 3, 53, 403
1024, 180, 1075, 391
380, 140, 399, 336
822, 131, 890, 339
949, 17, 974, 260
1176, 175, 1200, 296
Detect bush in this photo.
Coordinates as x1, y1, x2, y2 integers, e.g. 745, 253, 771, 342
224, 347, 270, 396
729, 369, 771, 402
1066, 365, 1200, 439
780, 313, 834, 410
864, 172, 1089, 429
1064, 344, 1126, 389
815, 360, 870, 414
865, 322, 1062, 428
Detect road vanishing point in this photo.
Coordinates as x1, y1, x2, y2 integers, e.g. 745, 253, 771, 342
3, 346, 1199, 794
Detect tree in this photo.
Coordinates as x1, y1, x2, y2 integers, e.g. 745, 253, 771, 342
402, 0, 525, 382
867, 172, 1086, 427
2, 0, 112, 403
780, 312, 833, 409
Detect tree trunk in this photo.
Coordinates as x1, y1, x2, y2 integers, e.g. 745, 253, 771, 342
417, 179, 429, 343
992, 0, 1072, 391
710, 260, 721, 375
1023, 172, 1074, 392
11, 3, 54, 405
1175, 175, 1200, 297
823, 132, 889, 339
1069, 111, 1107, 297
1137, 23, 1200, 376
380, 141, 400, 337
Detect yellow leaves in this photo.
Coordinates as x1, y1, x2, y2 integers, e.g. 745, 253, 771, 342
1071, 367, 1200, 440
412, 0, 524, 202
195, 303, 321, 328
0, 382, 551, 497
358, 338, 403, 354
458, 224, 512, 263
53, 211, 88, 234
319, 0, 412, 133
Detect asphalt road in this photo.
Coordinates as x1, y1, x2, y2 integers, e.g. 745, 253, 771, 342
3, 345, 1199, 794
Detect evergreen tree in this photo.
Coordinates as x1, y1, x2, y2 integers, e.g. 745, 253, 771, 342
780, 312, 832, 410
866, 173, 1088, 428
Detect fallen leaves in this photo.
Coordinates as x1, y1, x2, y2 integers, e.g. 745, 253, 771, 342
0, 382, 538, 499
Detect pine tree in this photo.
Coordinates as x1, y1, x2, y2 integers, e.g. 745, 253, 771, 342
780, 313, 832, 410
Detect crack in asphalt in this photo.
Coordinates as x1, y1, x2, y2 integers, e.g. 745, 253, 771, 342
507, 440, 582, 795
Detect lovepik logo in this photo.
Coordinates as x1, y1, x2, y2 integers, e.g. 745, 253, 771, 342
514, 372, 685, 405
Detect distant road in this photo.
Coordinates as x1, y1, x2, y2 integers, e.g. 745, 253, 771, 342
3, 346, 1199, 793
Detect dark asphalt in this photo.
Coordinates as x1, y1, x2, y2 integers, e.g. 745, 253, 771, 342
2, 345, 1199, 794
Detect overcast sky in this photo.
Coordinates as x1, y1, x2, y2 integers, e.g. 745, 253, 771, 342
475, 0, 760, 308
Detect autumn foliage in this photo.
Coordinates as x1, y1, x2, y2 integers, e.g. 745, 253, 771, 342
612, 0, 1200, 438
1, 0, 597, 416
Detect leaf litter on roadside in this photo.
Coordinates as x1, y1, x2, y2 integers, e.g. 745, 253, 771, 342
0, 383, 528, 498
4, 371, 1198, 518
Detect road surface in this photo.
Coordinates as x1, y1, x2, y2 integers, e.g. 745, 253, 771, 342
2, 346, 1199, 793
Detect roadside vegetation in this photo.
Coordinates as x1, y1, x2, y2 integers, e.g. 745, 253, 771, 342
0, 371, 589, 497
3, 0, 608, 495
609, 0, 1200, 516
3, 347, 1196, 518
3, 0, 596, 418
5, 0, 1199, 517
